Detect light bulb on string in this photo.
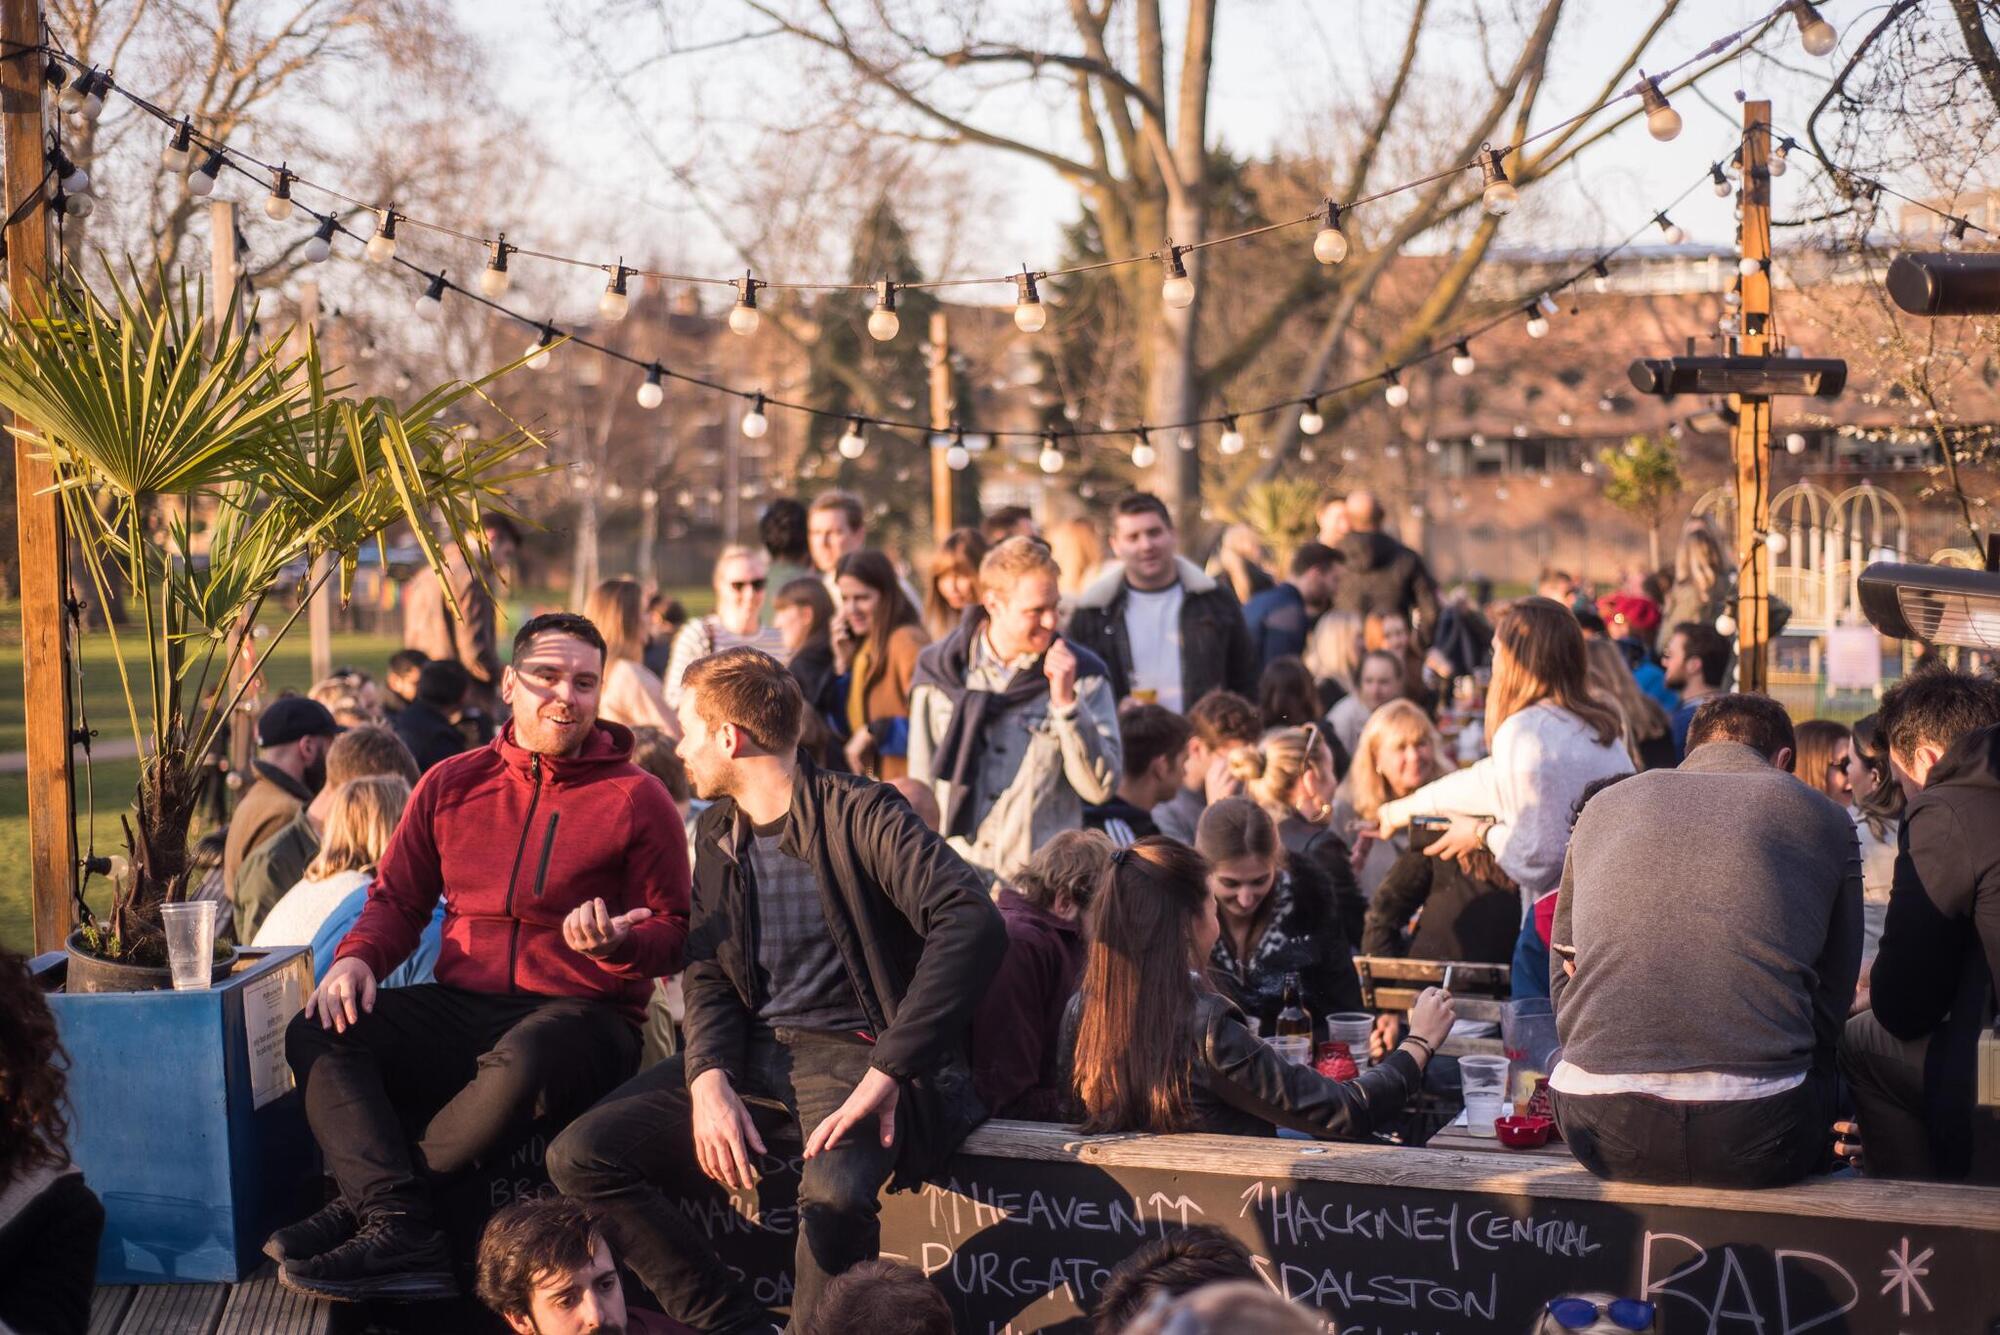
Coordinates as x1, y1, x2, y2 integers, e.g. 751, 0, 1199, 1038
599, 262, 632, 322
62, 69, 104, 121
366, 208, 399, 263
1711, 162, 1731, 198
1770, 137, 1792, 177
1313, 200, 1349, 265
1478, 143, 1518, 216
741, 395, 770, 440
161, 118, 194, 172
1790, 0, 1838, 56
1785, 432, 1807, 455
187, 148, 225, 198
1766, 531, 1789, 557
41, 58, 65, 92
1217, 415, 1245, 456
1525, 304, 1550, 339
414, 272, 447, 322
1726, 149, 1743, 181
1637, 75, 1681, 142
1715, 611, 1738, 637
1383, 372, 1409, 408
866, 281, 901, 342
946, 429, 970, 471
1451, 342, 1476, 376
730, 274, 762, 336
57, 68, 88, 114
837, 416, 866, 458
481, 237, 513, 297
53, 187, 91, 220
1299, 400, 1325, 435
1739, 256, 1765, 278
1655, 213, 1686, 245
264, 165, 294, 220
525, 325, 556, 371
1013, 268, 1047, 333
636, 364, 664, 410
1724, 283, 1742, 309
47, 147, 88, 196
1160, 245, 1195, 309
303, 214, 336, 263
1039, 432, 1066, 475
1591, 261, 1611, 294
1131, 429, 1157, 469
1943, 218, 1970, 252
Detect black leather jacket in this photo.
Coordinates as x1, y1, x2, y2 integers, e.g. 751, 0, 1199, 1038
1060, 991, 1421, 1140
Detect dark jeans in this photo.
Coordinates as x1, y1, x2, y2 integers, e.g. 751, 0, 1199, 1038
285, 983, 640, 1225
1839, 1009, 1936, 1178
1552, 1069, 1835, 1188
548, 1027, 896, 1334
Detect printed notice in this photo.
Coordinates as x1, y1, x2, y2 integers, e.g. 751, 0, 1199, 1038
243, 958, 308, 1109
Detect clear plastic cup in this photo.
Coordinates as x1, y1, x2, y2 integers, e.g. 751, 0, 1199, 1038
1326, 1012, 1376, 1070
161, 901, 218, 991
1459, 1053, 1510, 1138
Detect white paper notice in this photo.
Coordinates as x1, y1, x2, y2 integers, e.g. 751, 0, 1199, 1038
1826, 624, 1884, 693
243, 958, 308, 1110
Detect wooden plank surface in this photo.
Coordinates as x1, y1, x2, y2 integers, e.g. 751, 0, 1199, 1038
1428, 1121, 1569, 1160
117, 1282, 228, 1335
86, 1286, 134, 1335
214, 1264, 333, 1335
962, 1119, 2000, 1230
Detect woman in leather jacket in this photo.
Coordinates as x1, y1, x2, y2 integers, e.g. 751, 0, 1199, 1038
1061, 838, 1455, 1140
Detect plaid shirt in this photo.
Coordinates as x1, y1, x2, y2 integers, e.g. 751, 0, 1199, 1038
745, 816, 869, 1033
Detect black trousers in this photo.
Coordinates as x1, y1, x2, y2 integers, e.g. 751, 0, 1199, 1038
548, 1027, 897, 1334
1551, 1069, 1835, 1188
285, 983, 640, 1224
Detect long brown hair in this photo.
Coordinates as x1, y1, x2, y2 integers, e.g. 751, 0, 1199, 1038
836, 549, 924, 702
1793, 719, 1853, 803
923, 528, 988, 639
0, 948, 72, 1184
1485, 598, 1622, 748
1073, 838, 1213, 1134
583, 577, 648, 665
1583, 637, 1671, 756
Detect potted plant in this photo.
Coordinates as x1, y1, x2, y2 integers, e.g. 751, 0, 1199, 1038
0, 263, 545, 989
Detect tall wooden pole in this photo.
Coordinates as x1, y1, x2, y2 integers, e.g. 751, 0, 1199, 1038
928, 309, 954, 547
1732, 101, 1774, 692
6, 0, 75, 952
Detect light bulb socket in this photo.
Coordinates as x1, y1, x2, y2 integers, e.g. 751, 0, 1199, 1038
376, 207, 399, 241
43, 58, 66, 90
1711, 162, 1730, 192
195, 147, 225, 179
1014, 269, 1041, 306
1478, 143, 1511, 190
1592, 260, 1610, 281
873, 280, 897, 312
735, 272, 761, 308
1322, 199, 1343, 233
1637, 75, 1672, 119
487, 234, 513, 274
1162, 244, 1190, 281
1949, 218, 1970, 243
420, 272, 447, 303
535, 324, 557, 349
311, 214, 337, 242
167, 117, 193, 156
644, 363, 664, 386
606, 261, 631, 296
270, 165, 293, 202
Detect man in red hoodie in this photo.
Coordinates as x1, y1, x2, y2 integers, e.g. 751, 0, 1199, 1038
275, 613, 691, 1302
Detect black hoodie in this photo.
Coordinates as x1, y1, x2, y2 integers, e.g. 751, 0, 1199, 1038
1334, 529, 1441, 648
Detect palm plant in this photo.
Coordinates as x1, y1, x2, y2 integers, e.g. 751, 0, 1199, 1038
0, 264, 548, 964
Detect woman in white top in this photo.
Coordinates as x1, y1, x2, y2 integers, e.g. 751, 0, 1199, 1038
1333, 700, 1448, 898
662, 545, 788, 708
1847, 713, 1904, 962
1377, 598, 1633, 906
584, 578, 674, 734
253, 775, 412, 948
1328, 650, 1406, 756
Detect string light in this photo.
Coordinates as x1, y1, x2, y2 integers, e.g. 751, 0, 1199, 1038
1770, 136, 1792, 177
160, 118, 193, 172
60, 69, 105, 121
1766, 531, 1789, 556
837, 415, 865, 457
1790, 1, 1838, 57
867, 281, 900, 342
264, 165, 294, 221
1525, 304, 1551, 339
946, 429, 970, 471
1785, 432, 1807, 454
1451, 342, 1476, 376
730, 274, 762, 336
1298, 401, 1325, 435
1013, 269, 1047, 333
187, 148, 225, 197
1131, 429, 1157, 468
1217, 415, 1245, 455
742, 395, 770, 440
1739, 256, 1765, 277
1313, 201, 1349, 265
46, 146, 88, 196
41, 57, 65, 91
1943, 218, 1970, 251
1656, 212, 1686, 245
482, 236, 514, 297
1715, 611, 1738, 636
304, 214, 337, 264
1478, 144, 1518, 216
414, 272, 446, 321
1383, 371, 1409, 408
1039, 431, 1066, 474
367, 208, 399, 263
637, 364, 664, 410
525, 324, 556, 371
600, 262, 632, 322
1160, 245, 1195, 309
1637, 75, 1682, 142
1711, 162, 1731, 197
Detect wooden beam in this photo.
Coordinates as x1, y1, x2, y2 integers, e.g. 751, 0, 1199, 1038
6, 0, 77, 952
1732, 100, 1774, 691
928, 309, 953, 546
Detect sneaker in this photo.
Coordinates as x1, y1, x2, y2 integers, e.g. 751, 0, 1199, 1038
263, 1196, 357, 1265
278, 1213, 458, 1303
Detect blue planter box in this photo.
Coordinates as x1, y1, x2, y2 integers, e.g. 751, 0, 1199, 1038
32, 946, 321, 1284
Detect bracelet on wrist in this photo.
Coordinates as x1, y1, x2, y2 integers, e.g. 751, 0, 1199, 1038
1402, 1035, 1435, 1057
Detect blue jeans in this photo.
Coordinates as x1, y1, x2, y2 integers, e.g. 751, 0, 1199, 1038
548, 1026, 896, 1333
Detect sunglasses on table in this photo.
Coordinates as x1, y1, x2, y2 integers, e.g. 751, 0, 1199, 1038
1545, 1298, 1657, 1331
728, 578, 768, 592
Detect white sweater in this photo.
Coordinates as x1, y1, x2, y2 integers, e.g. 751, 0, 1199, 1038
1378, 700, 1633, 900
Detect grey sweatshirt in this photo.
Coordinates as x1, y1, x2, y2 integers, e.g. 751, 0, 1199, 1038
1550, 741, 1863, 1078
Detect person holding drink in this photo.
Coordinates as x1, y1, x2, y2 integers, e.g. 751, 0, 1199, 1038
831, 549, 929, 779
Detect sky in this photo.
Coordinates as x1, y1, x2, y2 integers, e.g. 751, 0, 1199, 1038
434, 0, 1875, 299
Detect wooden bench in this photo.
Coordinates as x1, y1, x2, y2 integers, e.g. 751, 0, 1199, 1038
89, 1263, 330, 1335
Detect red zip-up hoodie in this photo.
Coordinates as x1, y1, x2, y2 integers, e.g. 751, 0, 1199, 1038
335, 720, 690, 1022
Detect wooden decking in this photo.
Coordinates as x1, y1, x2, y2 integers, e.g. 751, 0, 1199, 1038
90, 1264, 331, 1335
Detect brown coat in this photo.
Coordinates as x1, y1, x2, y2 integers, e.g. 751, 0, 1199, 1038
402, 552, 503, 710
851, 623, 928, 781
222, 762, 314, 904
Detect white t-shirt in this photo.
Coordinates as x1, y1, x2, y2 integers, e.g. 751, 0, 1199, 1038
1122, 583, 1186, 713
252, 869, 372, 949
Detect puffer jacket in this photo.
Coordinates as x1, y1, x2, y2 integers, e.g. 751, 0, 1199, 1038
336, 721, 691, 1022
1207, 858, 1364, 1037
1062, 556, 1258, 707
1334, 530, 1441, 648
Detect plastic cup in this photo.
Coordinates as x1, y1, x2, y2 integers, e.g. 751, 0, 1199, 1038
1459, 1053, 1510, 1138
1267, 1035, 1313, 1065
1326, 1012, 1375, 1070
161, 901, 217, 991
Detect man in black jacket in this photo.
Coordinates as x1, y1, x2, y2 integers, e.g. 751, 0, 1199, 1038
1841, 667, 2000, 1182
1064, 492, 1258, 712
547, 647, 1005, 1333
1331, 490, 1440, 648
389, 660, 471, 774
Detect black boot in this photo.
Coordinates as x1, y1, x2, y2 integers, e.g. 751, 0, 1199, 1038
277, 1212, 458, 1302
263, 1196, 357, 1264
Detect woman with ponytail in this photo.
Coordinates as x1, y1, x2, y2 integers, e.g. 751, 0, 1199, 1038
1231, 725, 1367, 944
1062, 838, 1453, 1140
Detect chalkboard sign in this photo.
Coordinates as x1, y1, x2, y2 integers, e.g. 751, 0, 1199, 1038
677, 1126, 2000, 1335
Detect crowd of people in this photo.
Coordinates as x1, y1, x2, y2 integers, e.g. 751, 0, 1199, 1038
5, 487, 1998, 1335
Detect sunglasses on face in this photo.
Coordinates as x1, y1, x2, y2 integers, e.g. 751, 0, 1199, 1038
1546, 1299, 1656, 1331
728, 579, 768, 593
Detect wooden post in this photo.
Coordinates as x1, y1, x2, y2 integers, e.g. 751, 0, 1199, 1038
6, 0, 76, 952
928, 309, 953, 547
1732, 101, 1773, 692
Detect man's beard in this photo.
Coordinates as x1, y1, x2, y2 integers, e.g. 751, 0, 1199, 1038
304, 755, 327, 794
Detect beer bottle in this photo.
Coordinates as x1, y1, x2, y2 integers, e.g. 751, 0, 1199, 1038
1274, 972, 1312, 1064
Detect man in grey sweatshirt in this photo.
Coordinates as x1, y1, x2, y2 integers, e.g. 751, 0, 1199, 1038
1549, 694, 1863, 1188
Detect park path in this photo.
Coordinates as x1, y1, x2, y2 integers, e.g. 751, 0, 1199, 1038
0, 736, 141, 774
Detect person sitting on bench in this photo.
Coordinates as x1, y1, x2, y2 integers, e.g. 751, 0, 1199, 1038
275, 612, 692, 1301
1062, 837, 1453, 1140
1550, 694, 1861, 1188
